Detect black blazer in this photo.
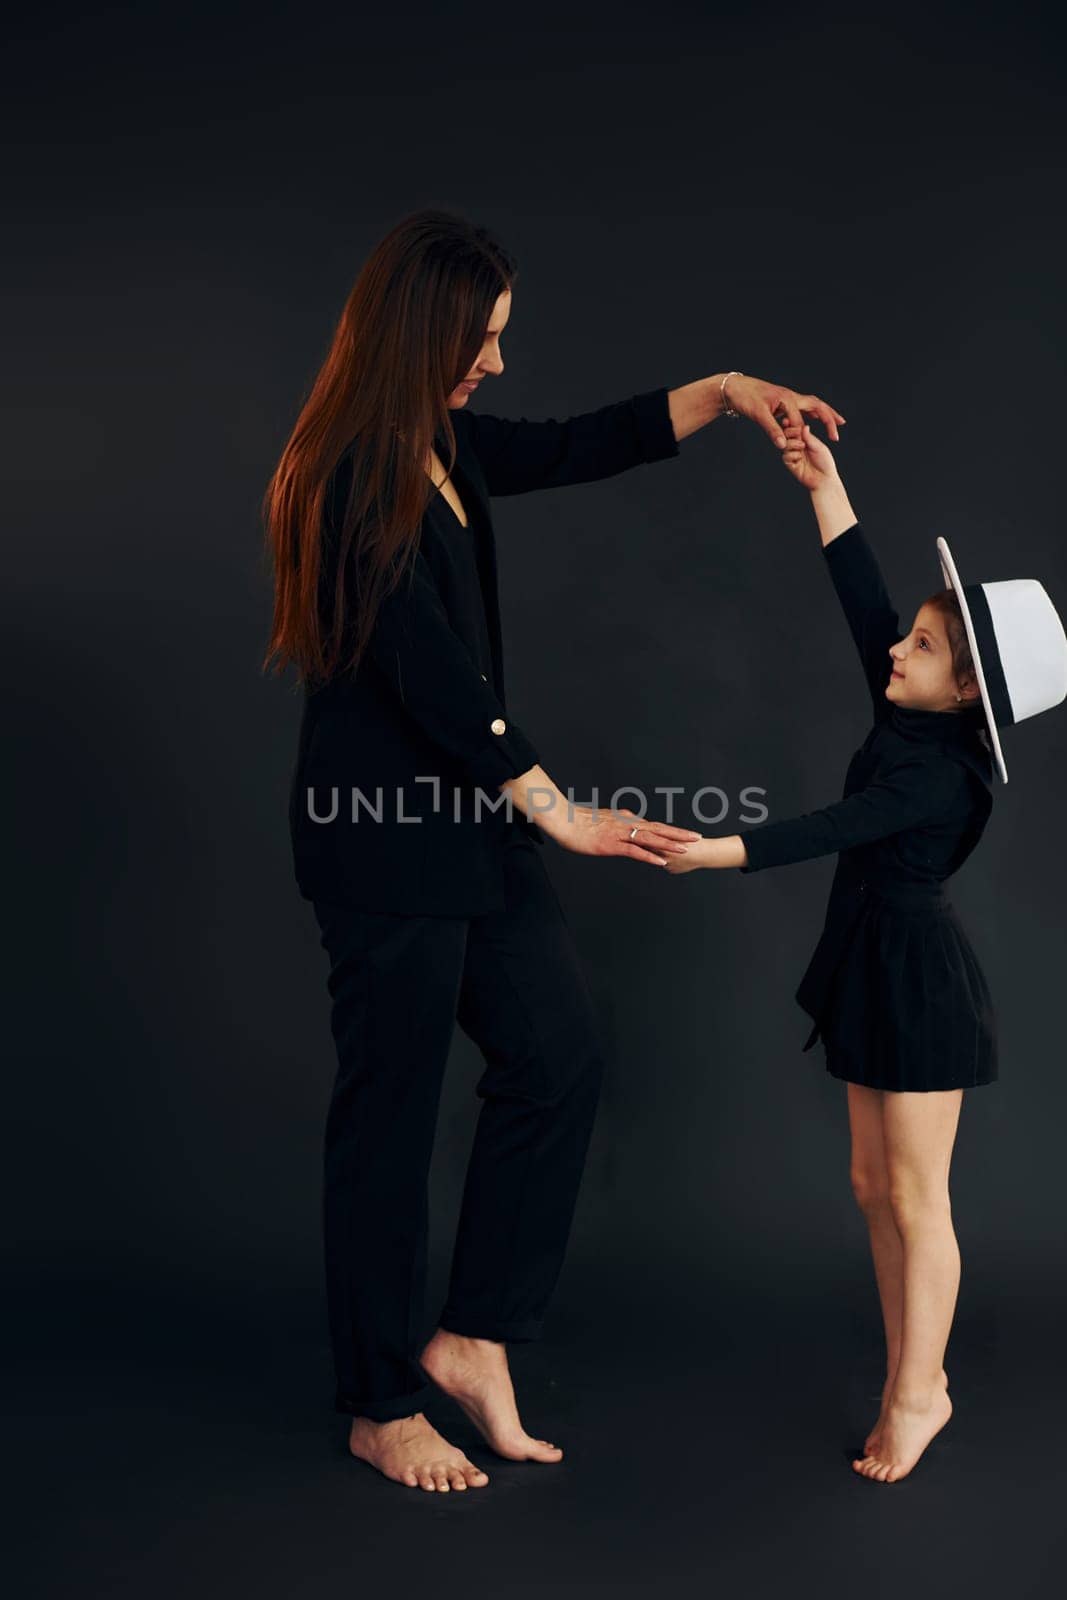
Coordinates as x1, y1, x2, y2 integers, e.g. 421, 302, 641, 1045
736, 521, 995, 1043
289, 386, 681, 915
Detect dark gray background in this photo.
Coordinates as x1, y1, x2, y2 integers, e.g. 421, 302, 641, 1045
9, 1, 1065, 1594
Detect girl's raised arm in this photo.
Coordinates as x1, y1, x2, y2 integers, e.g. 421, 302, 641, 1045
820, 521, 903, 715
783, 422, 901, 716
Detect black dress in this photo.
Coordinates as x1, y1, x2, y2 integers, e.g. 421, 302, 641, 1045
736, 522, 998, 1093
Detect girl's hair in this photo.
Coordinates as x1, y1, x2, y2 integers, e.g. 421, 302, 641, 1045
261, 208, 518, 687
923, 588, 982, 713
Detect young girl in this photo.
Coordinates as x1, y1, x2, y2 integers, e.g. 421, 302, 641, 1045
667, 417, 1067, 1483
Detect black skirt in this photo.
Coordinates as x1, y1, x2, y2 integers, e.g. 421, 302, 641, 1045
816, 888, 998, 1093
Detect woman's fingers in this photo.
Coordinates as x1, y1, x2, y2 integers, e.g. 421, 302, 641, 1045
799, 395, 846, 442
576, 810, 702, 864
638, 820, 702, 842
753, 387, 846, 449
617, 818, 700, 855
618, 833, 687, 856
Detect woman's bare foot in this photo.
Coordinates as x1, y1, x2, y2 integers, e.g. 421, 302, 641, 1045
864, 1367, 948, 1455
419, 1328, 563, 1463
853, 1385, 953, 1483
348, 1411, 490, 1491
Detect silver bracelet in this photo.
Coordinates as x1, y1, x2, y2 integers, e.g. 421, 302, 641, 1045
720, 370, 742, 418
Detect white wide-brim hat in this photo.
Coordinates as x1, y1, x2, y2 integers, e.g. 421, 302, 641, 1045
936, 536, 1067, 785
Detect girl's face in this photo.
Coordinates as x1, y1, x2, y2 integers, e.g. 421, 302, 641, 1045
447, 288, 511, 407
886, 603, 981, 713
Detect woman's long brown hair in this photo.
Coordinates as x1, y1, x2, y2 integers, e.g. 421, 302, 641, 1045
261, 209, 517, 688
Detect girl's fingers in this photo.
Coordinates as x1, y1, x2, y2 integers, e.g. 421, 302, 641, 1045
664, 857, 697, 875
776, 393, 804, 432
619, 844, 669, 865
758, 404, 788, 448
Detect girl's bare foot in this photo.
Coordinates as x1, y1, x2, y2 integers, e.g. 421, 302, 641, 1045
419, 1328, 563, 1463
348, 1412, 490, 1491
864, 1367, 948, 1455
853, 1385, 953, 1483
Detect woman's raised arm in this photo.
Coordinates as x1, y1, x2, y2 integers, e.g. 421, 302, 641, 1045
459, 388, 680, 497
461, 374, 846, 497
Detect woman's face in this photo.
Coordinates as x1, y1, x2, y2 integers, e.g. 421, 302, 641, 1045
886, 603, 980, 712
447, 288, 511, 407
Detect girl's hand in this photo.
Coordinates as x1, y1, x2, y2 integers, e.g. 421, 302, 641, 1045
663, 844, 706, 875
663, 836, 747, 873
781, 420, 841, 493
663, 838, 717, 874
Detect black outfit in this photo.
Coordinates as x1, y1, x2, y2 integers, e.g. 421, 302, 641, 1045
736, 521, 998, 1093
292, 388, 681, 1419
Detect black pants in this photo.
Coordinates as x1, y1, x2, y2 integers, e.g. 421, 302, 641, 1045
312, 830, 607, 1422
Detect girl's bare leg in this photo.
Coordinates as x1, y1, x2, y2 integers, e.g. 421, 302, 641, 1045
852, 1088, 963, 1483
847, 1084, 903, 1451
846, 1085, 949, 1452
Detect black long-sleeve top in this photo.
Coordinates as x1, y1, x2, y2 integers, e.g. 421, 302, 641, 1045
736, 521, 994, 882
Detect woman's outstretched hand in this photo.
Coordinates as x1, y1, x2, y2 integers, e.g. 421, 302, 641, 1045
722, 375, 846, 449
551, 805, 703, 866
780, 419, 842, 492
501, 766, 703, 864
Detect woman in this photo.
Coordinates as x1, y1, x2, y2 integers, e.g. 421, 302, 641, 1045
262, 207, 844, 1492
667, 418, 1067, 1482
